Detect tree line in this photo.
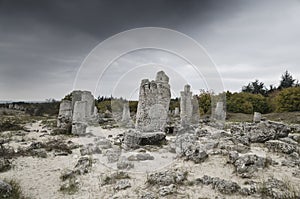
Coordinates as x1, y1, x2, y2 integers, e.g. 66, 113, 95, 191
197, 70, 300, 114
86, 70, 300, 115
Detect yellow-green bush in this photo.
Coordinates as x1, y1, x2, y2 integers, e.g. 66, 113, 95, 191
227, 92, 270, 114
275, 87, 300, 112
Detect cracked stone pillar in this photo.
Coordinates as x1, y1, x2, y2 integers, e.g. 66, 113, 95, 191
120, 102, 134, 128
191, 95, 200, 126
253, 112, 262, 123
180, 85, 193, 127
57, 100, 72, 129
135, 71, 171, 132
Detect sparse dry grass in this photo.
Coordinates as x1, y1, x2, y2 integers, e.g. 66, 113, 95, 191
1, 179, 31, 199
226, 111, 300, 124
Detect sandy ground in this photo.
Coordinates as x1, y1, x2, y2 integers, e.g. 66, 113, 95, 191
1, 121, 300, 199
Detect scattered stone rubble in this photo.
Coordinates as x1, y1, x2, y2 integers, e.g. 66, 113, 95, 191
4, 70, 299, 198
196, 175, 241, 194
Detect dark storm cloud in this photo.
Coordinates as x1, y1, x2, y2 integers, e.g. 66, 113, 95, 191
0, 0, 222, 100
0, 0, 299, 100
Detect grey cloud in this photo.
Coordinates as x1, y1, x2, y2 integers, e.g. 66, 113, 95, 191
0, 0, 299, 100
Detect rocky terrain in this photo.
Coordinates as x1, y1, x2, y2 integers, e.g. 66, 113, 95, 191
0, 110, 300, 199
0, 71, 299, 199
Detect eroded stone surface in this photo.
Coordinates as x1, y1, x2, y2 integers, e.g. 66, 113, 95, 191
253, 112, 262, 123
57, 90, 98, 134
57, 100, 72, 129
124, 130, 166, 148
180, 85, 193, 127
180, 85, 200, 127
135, 71, 171, 132
212, 101, 226, 122
120, 102, 134, 128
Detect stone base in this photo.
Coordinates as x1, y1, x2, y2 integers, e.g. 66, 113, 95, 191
124, 130, 166, 148
72, 122, 87, 135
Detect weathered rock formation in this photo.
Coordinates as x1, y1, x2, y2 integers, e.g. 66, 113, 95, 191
191, 95, 200, 125
57, 100, 72, 129
174, 107, 179, 116
180, 85, 199, 127
57, 90, 98, 134
180, 85, 193, 127
135, 71, 171, 132
253, 112, 262, 123
212, 101, 226, 121
120, 102, 134, 128
123, 130, 166, 148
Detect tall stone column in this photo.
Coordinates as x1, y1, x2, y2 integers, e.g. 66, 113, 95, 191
191, 95, 200, 126
135, 71, 171, 132
180, 85, 193, 127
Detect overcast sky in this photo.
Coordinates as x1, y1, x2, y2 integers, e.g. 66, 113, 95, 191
1, 0, 300, 101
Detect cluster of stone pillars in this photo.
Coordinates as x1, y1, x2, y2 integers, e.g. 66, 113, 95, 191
58, 70, 230, 135
57, 90, 98, 134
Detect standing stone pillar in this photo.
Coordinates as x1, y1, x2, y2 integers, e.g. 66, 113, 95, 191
57, 90, 98, 135
72, 101, 88, 135
253, 112, 262, 123
174, 107, 179, 116
120, 102, 134, 128
212, 102, 226, 121
135, 71, 171, 132
57, 100, 72, 129
180, 85, 193, 127
191, 95, 200, 125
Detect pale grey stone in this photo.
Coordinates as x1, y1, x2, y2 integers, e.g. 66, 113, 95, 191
191, 95, 200, 125
127, 153, 154, 161
80, 144, 102, 156
212, 101, 226, 121
57, 100, 72, 129
196, 175, 240, 194
120, 102, 134, 128
123, 130, 166, 148
135, 71, 171, 132
58, 90, 98, 135
180, 85, 193, 127
265, 140, 297, 154
117, 157, 134, 170
253, 112, 262, 123
159, 184, 176, 196
73, 101, 87, 122
147, 170, 187, 186
174, 107, 179, 116
115, 179, 131, 190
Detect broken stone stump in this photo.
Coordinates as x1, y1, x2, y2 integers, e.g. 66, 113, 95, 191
124, 130, 166, 148
253, 112, 262, 123
57, 100, 72, 129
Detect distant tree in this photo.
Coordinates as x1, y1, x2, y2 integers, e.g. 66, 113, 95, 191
278, 70, 295, 89
242, 80, 267, 96
269, 85, 276, 92
197, 90, 212, 115
227, 92, 270, 114
275, 87, 300, 112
